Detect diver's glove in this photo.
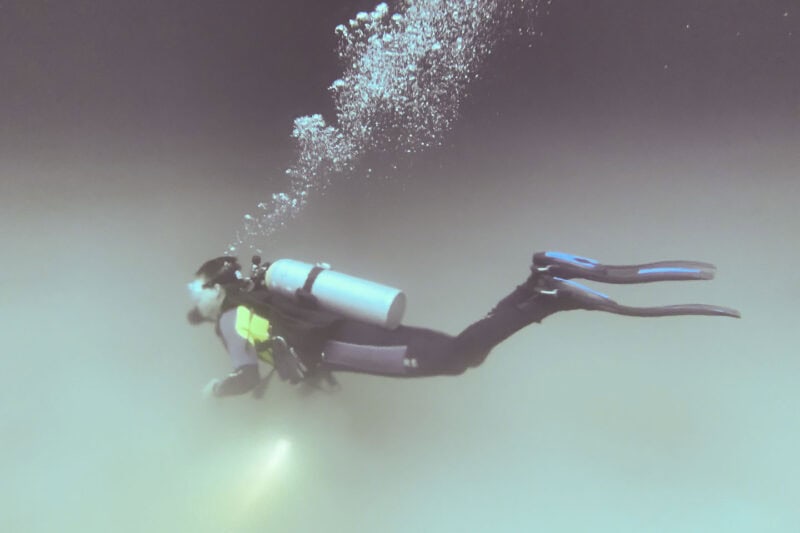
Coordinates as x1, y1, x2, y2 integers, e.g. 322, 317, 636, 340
203, 365, 261, 398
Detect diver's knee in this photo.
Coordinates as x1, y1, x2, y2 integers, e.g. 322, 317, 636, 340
443, 350, 487, 375
464, 348, 491, 369
417, 350, 471, 376
445, 362, 470, 376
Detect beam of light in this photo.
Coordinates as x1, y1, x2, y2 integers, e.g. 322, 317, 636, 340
261, 438, 292, 474
235, 437, 293, 521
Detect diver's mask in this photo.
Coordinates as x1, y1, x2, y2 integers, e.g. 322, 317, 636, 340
186, 277, 225, 324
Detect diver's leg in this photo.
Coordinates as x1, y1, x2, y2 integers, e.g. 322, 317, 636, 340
326, 320, 466, 377
452, 270, 575, 367
324, 273, 566, 378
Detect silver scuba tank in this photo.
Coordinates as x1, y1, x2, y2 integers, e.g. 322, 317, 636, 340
264, 259, 406, 329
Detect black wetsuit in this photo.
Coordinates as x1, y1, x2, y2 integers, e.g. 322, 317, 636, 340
325, 281, 556, 376
213, 279, 559, 394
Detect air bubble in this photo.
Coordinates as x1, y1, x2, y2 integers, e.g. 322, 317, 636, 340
230, 0, 546, 254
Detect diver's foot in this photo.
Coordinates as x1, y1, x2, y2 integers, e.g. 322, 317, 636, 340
532, 251, 716, 283
528, 273, 617, 312
525, 252, 740, 318
483, 268, 587, 318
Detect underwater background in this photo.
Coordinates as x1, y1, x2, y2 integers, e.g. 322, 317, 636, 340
2, 1, 799, 531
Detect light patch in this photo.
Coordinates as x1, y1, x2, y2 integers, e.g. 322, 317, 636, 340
260, 438, 291, 474
235, 438, 293, 521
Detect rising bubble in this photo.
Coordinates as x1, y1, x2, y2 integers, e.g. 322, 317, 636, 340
230, 0, 547, 254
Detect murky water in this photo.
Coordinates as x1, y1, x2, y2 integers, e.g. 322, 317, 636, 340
2, 1, 798, 532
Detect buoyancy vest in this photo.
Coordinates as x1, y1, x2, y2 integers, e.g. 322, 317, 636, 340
234, 305, 274, 365
223, 285, 344, 358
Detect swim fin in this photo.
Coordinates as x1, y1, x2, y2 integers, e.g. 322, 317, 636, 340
531, 251, 741, 318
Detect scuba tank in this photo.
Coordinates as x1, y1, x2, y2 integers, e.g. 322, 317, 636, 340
264, 259, 406, 329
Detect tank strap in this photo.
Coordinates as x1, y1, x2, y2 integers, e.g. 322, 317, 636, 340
295, 265, 326, 308
302, 265, 325, 293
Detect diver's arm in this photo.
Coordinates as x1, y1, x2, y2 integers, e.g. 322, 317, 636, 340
207, 364, 261, 397
205, 308, 262, 397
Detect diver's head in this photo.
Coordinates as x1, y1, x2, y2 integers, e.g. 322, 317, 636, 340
186, 256, 242, 324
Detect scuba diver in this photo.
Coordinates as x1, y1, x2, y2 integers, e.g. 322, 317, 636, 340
186, 251, 741, 398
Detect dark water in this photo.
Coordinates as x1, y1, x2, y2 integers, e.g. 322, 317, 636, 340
2, 1, 799, 531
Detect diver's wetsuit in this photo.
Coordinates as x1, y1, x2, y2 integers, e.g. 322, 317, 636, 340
212, 310, 262, 395
213, 279, 559, 394
323, 281, 558, 377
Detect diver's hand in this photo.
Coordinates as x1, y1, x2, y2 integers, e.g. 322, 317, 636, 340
202, 378, 221, 399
